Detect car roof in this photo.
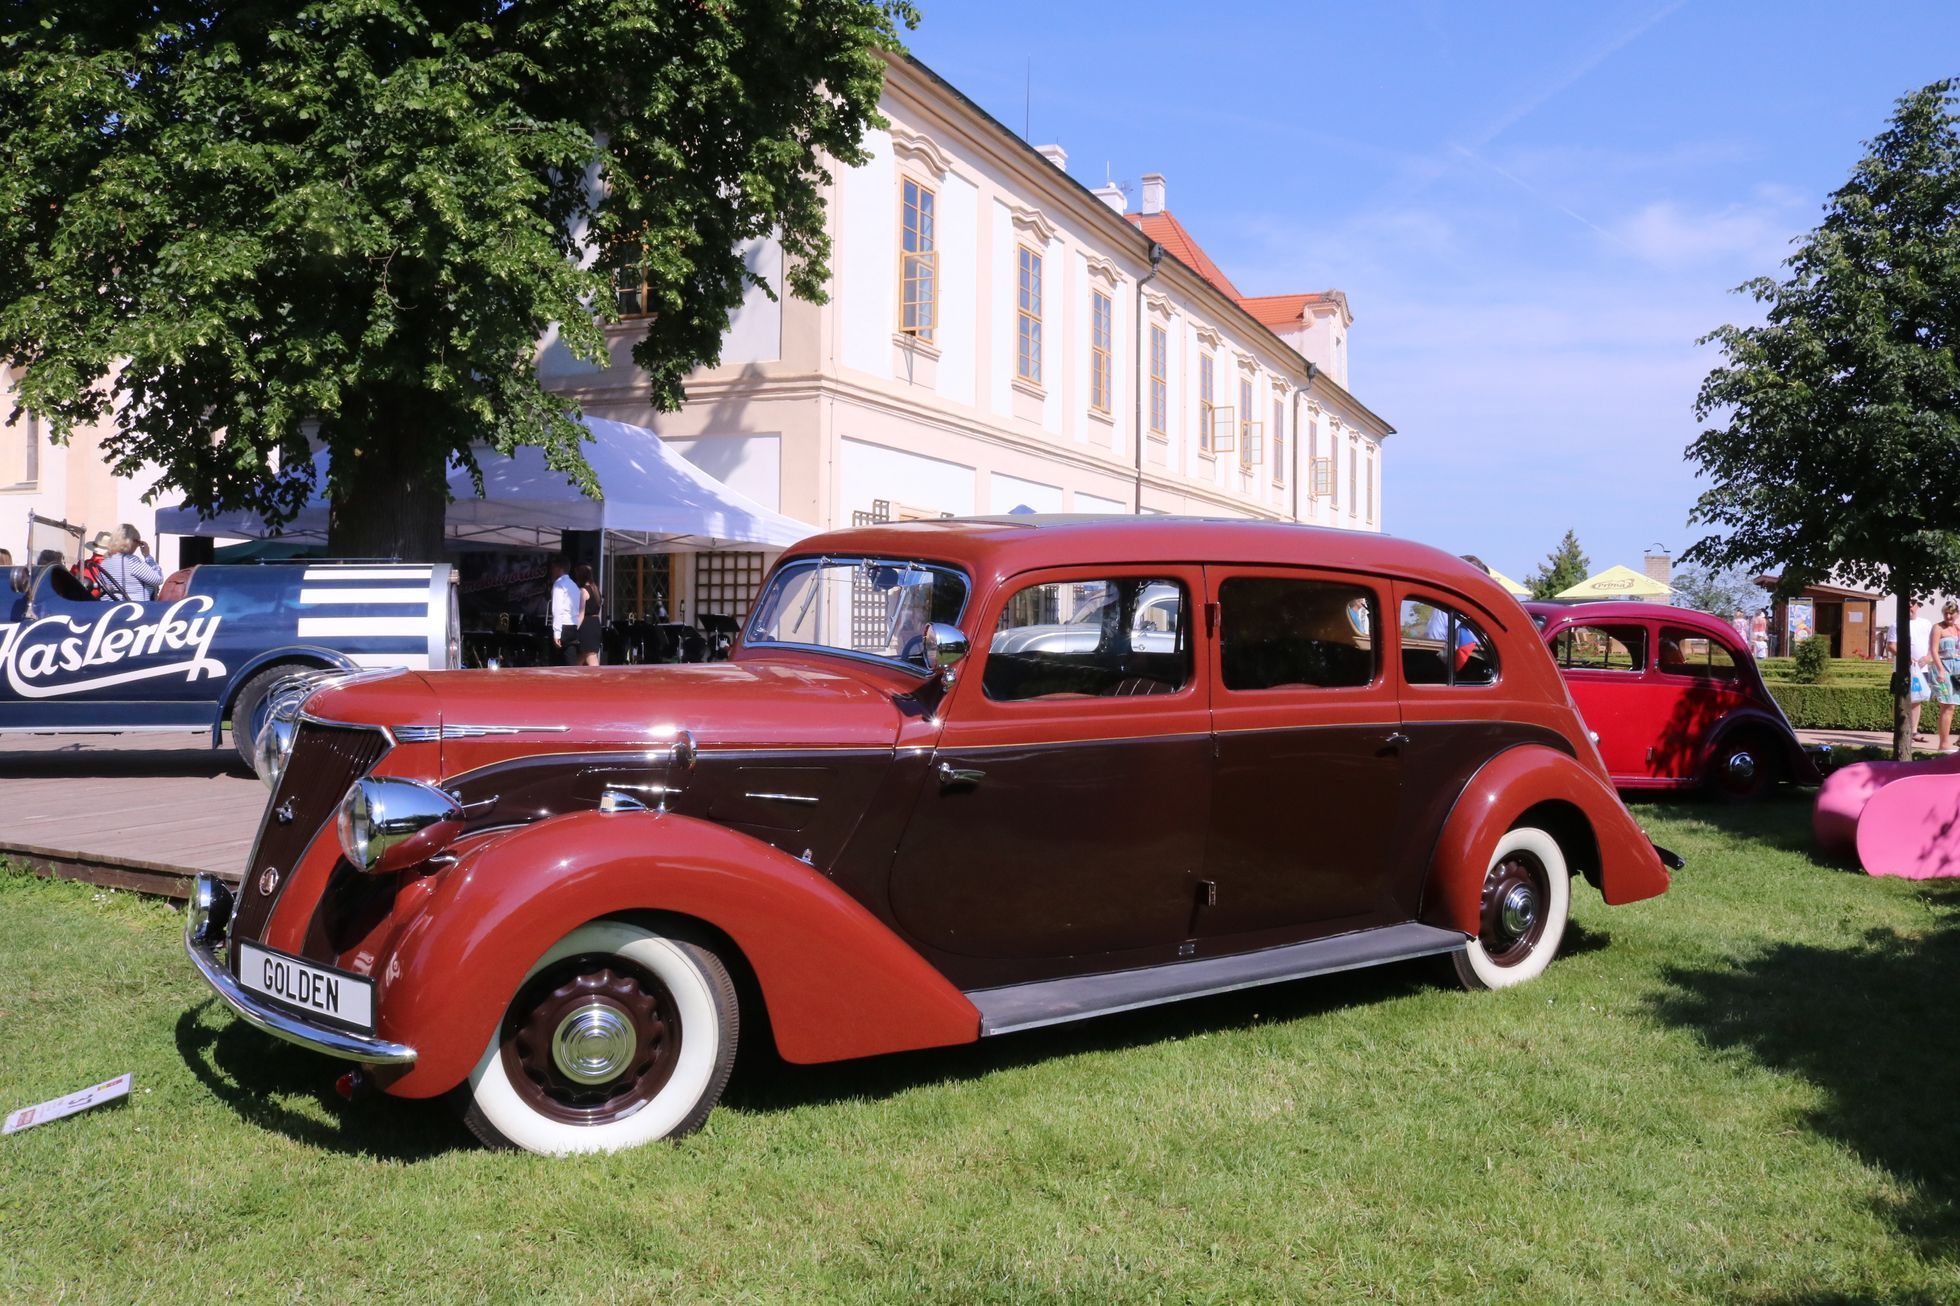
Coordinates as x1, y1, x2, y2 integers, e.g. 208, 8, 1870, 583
786, 516, 1524, 626
1523, 599, 1739, 636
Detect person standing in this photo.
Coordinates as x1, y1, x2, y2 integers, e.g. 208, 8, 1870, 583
575, 564, 603, 667
1931, 602, 1960, 752
550, 556, 582, 665
99, 524, 164, 601
1908, 599, 1934, 742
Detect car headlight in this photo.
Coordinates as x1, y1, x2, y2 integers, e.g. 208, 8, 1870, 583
336, 777, 465, 874
253, 708, 300, 791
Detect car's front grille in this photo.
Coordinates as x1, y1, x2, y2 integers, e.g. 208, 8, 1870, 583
229, 723, 390, 958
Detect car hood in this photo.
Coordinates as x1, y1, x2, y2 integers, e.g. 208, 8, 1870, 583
303, 658, 912, 752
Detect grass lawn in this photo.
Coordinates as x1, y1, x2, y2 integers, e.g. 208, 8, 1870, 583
3, 796, 1958, 1302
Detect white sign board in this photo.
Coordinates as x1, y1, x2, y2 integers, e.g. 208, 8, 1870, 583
4, 1073, 132, 1136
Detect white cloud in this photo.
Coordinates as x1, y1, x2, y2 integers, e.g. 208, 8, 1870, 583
1608, 188, 1812, 270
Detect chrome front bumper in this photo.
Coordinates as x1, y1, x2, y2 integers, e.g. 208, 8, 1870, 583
184, 874, 417, 1067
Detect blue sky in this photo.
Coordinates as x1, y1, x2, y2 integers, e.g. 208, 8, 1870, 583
906, 1, 1960, 584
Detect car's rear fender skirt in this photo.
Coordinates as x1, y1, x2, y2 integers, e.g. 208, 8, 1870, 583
1420, 744, 1669, 936
373, 810, 981, 1097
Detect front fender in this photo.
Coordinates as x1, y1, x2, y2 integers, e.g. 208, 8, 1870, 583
373, 811, 981, 1097
1422, 744, 1669, 937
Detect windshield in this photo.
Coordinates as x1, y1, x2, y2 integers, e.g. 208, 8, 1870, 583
744, 557, 969, 667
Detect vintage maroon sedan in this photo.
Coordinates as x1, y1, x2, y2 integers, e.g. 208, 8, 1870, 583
1525, 600, 1819, 799
187, 518, 1672, 1155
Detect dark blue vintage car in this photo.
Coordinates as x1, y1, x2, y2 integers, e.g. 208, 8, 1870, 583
4, 530, 457, 763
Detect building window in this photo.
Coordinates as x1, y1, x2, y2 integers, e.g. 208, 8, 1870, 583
900, 178, 937, 342
612, 247, 655, 320
1329, 431, 1340, 511
1089, 289, 1113, 413
1237, 378, 1259, 469
1349, 445, 1358, 515
1366, 447, 1375, 524
1016, 246, 1043, 384
1272, 398, 1286, 486
694, 551, 768, 628
1198, 353, 1215, 455
1148, 325, 1168, 435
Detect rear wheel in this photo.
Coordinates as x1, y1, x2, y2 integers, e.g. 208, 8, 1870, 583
1704, 732, 1780, 802
462, 919, 738, 1156
1452, 827, 1571, 991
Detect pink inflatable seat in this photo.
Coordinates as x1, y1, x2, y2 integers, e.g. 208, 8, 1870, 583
1814, 749, 1960, 877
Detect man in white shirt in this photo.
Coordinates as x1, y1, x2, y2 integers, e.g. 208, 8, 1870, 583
1908, 600, 1933, 741
550, 556, 582, 665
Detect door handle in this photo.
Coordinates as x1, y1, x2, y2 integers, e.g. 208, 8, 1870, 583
1384, 731, 1411, 747
936, 761, 985, 790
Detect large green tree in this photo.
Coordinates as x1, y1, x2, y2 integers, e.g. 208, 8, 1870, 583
1527, 529, 1591, 600
0, 1, 915, 558
1685, 80, 1960, 759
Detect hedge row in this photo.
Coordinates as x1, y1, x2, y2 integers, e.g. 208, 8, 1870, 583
1757, 657, 1897, 682
1765, 681, 1935, 732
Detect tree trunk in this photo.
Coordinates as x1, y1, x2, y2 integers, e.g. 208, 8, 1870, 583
326, 432, 449, 562
1894, 588, 1914, 761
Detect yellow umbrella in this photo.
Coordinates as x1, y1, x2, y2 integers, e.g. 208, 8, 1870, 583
1555, 564, 1673, 601
1487, 567, 1531, 598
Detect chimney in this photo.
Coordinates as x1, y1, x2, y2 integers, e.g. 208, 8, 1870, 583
1140, 172, 1166, 216
1091, 183, 1127, 214
1643, 551, 1672, 598
1035, 143, 1068, 172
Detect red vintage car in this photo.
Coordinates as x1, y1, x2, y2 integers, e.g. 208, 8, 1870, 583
1524, 600, 1820, 799
187, 518, 1673, 1155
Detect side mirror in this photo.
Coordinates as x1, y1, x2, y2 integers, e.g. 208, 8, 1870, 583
921, 623, 969, 681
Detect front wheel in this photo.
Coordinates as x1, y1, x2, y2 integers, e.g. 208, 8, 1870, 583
462, 919, 739, 1156
1451, 827, 1571, 991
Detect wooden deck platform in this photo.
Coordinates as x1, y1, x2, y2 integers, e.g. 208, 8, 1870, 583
0, 733, 265, 899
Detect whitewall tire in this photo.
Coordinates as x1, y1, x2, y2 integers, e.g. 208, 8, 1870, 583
1451, 827, 1571, 991
462, 919, 738, 1156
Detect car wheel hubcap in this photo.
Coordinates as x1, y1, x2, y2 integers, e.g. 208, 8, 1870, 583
551, 1003, 636, 1084
1727, 751, 1757, 782
501, 955, 683, 1124
1480, 851, 1551, 967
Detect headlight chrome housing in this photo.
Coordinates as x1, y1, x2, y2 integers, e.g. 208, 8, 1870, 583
336, 777, 465, 875
252, 706, 301, 791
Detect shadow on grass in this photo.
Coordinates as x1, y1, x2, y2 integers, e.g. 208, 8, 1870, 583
1649, 880, 1960, 1259
176, 1002, 471, 1162
1628, 789, 1856, 873
724, 953, 1450, 1117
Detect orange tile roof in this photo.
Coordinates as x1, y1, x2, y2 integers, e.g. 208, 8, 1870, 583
1126, 211, 1242, 300
1237, 292, 1341, 329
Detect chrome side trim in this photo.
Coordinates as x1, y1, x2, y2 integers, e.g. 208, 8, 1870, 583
183, 877, 416, 1067
744, 791, 820, 805
394, 723, 575, 743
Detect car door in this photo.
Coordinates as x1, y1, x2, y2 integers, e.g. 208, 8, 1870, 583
884, 565, 1212, 967
1200, 567, 1405, 939
1650, 624, 1752, 778
1544, 619, 1655, 777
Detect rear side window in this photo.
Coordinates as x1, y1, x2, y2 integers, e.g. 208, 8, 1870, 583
1553, 624, 1648, 672
1659, 627, 1739, 679
1219, 577, 1377, 690
1400, 599, 1498, 687
984, 577, 1190, 701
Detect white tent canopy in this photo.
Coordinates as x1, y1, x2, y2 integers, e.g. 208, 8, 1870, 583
156, 417, 816, 555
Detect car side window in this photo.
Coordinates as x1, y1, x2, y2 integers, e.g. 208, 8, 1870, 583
1659, 627, 1740, 680
1219, 577, 1376, 691
984, 577, 1190, 701
1553, 623, 1648, 672
1400, 599, 1498, 687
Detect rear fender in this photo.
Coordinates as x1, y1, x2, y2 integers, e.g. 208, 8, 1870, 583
1422, 744, 1669, 936
1702, 708, 1815, 784
206, 645, 353, 744
374, 810, 980, 1097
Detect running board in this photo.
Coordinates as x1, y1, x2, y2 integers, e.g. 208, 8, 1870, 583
968, 923, 1468, 1036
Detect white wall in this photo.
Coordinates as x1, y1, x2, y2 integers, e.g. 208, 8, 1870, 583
934, 173, 978, 406
839, 129, 896, 379
720, 238, 784, 366
662, 433, 783, 512
988, 199, 1013, 419
838, 436, 976, 521
990, 471, 1063, 515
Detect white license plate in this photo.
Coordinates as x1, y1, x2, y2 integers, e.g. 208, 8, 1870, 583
236, 942, 375, 1033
